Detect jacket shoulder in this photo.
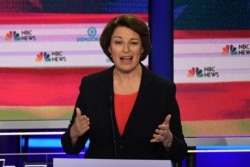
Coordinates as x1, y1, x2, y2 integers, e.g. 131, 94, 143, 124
82, 67, 113, 82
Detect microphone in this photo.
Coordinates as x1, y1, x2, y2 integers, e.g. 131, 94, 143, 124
109, 95, 117, 158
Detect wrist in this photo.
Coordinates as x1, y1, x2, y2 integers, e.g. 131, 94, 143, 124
164, 141, 173, 150
70, 124, 79, 138
163, 132, 173, 150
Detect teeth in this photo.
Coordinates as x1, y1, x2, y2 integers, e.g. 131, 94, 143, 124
121, 56, 132, 60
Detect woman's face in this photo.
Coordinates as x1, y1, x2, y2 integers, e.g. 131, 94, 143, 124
108, 26, 143, 73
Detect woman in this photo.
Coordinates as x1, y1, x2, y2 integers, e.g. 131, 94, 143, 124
61, 14, 187, 163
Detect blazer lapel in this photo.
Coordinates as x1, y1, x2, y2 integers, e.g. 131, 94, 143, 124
99, 66, 121, 136
100, 66, 114, 97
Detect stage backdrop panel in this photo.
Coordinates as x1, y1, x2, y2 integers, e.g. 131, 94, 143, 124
174, 0, 250, 137
0, 0, 148, 129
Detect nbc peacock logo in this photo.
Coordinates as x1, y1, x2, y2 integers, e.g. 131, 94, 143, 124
4, 31, 21, 41
187, 67, 203, 77
221, 44, 250, 56
35, 52, 52, 62
187, 66, 219, 78
221, 45, 238, 55
35, 51, 66, 63
4, 30, 36, 41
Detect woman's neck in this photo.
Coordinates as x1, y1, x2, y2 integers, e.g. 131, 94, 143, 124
113, 65, 142, 94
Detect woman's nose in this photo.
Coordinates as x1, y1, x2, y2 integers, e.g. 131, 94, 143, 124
123, 43, 129, 52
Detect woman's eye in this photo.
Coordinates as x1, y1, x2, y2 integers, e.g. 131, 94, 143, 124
131, 42, 139, 45
114, 41, 122, 44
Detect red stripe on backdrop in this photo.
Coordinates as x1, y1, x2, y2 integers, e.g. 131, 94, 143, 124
0, 13, 148, 24
174, 30, 250, 39
0, 67, 107, 106
2, 67, 249, 121
176, 82, 250, 121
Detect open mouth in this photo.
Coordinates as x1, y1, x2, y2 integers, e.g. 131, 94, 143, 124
120, 56, 132, 60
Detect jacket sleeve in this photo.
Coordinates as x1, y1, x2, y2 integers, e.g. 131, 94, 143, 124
164, 82, 188, 162
61, 77, 89, 155
61, 127, 89, 155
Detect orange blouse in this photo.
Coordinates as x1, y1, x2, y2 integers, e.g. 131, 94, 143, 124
114, 92, 138, 136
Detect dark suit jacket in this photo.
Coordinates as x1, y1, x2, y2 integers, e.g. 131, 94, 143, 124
61, 64, 187, 162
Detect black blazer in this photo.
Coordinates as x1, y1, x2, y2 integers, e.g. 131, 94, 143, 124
61, 64, 187, 162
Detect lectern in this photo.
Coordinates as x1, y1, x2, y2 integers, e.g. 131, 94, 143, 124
53, 158, 172, 167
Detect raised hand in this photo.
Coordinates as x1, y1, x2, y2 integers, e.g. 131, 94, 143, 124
70, 107, 90, 144
150, 114, 173, 148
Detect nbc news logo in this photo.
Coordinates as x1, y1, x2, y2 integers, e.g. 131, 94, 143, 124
5, 30, 36, 41
35, 51, 66, 62
221, 44, 250, 56
187, 66, 219, 78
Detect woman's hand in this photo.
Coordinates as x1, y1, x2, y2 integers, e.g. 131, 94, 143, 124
70, 107, 90, 144
150, 114, 173, 148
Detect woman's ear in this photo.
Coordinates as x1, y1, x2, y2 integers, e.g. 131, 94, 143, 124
141, 48, 144, 54
108, 47, 112, 55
